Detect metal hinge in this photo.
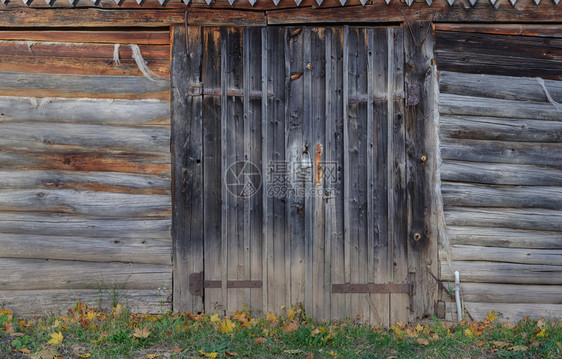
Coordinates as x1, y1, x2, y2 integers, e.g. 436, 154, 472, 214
406, 83, 420, 106
189, 272, 263, 297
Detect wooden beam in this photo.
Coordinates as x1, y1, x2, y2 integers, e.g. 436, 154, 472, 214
435, 24, 562, 38
1, 2, 561, 27
187, 9, 266, 26
267, 2, 562, 25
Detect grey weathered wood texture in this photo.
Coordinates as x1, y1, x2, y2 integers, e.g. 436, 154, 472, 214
437, 27, 562, 322
175, 25, 433, 324
0, 29, 172, 315
171, 25, 204, 314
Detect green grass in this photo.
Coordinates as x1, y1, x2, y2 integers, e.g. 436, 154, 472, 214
0, 305, 560, 358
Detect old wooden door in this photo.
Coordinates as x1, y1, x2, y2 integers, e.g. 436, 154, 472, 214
172, 24, 435, 326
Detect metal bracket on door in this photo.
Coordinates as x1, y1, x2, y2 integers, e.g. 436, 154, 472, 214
189, 272, 263, 297
332, 283, 413, 295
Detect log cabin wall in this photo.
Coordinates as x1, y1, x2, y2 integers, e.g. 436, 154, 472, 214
0, 29, 173, 315
435, 25, 562, 322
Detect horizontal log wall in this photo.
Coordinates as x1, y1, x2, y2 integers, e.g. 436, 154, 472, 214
436, 26, 562, 322
0, 29, 172, 316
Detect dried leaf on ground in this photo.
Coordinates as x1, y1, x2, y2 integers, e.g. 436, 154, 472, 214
133, 327, 152, 339
416, 338, 430, 346
282, 322, 299, 333
254, 337, 267, 345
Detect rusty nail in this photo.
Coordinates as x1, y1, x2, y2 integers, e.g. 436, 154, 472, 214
307, 63, 312, 70
414, 233, 421, 241
420, 155, 427, 162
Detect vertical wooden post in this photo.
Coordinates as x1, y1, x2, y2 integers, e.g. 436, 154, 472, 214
171, 25, 204, 314
404, 21, 439, 321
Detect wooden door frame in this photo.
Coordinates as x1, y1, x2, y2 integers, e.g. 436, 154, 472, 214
170, 21, 438, 323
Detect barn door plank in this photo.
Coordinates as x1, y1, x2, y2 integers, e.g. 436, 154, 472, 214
371, 27, 391, 328
325, 27, 346, 321
261, 26, 270, 314
308, 27, 327, 320
224, 27, 245, 315
244, 27, 264, 315
203, 27, 224, 314
388, 27, 408, 325
285, 26, 306, 307
347, 27, 370, 322
304, 27, 314, 317
171, 25, 204, 314
342, 25, 352, 318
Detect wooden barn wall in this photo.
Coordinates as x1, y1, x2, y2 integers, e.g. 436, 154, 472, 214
435, 26, 562, 322
0, 29, 173, 315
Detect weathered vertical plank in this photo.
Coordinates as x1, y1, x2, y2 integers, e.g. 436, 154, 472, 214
348, 27, 370, 323
310, 27, 327, 320
203, 27, 223, 314
388, 27, 408, 325
225, 28, 245, 315
220, 27, 230, 315
405, 21, 438, 322
268, 27, 287, 313
326, 27, 346, 321
342, 25, 352, 318
304, 27, 314, 317
366, 28, 380, 327
261, 26, 270, 314
243, 27, 252, 313
372, 27, 390, 327
245, 27, 264, 315
285, 26, 306, 307
171, 25, 203, 314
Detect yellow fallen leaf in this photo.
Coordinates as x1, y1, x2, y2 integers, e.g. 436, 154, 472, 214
146, 355, 159, 359
265, 312, 278, 323
86, 311, 96, 322
328, 351, 338, 357
537, 329, 548, 338
221, 319, 235, 334
232, 311, 248, 324
210, 314, 220, 322
199, 350, 218, 358
485, 311, 498, 323
280, 306, 286, 310
287, 308, 296, 321
48, 331, 64, 346
283, 349, 303, 354
133, 327, 152, 339
78, 354, 91, 358
415, 324, 424, 332
464, 328, 474, 338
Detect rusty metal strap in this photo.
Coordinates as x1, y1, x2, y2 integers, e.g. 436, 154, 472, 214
332, 283, 413, 294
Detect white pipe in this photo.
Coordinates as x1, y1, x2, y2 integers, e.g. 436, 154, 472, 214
454, 271, 462, 322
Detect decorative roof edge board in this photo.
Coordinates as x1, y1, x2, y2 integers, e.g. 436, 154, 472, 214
4, 0, 562, 8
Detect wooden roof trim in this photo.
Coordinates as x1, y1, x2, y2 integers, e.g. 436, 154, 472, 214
2, 0, 560, 7
0, 1, 560, 26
